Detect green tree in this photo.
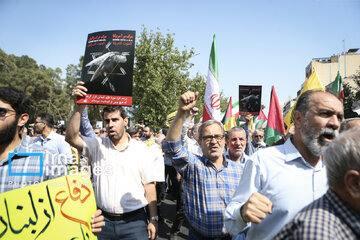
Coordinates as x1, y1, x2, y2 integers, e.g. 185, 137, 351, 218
0, 48, 72, 123
343, 66, 360, 118
133, 27, 196, 130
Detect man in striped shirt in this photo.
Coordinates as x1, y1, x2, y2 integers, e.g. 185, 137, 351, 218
162, 91, 242, 239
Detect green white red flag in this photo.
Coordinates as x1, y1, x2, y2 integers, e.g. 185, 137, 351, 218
265, 86, 285, 146
331, 71, 344, 103
203, 35, 221, 122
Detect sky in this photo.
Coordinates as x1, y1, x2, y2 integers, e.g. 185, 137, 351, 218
0, 0, 359, 112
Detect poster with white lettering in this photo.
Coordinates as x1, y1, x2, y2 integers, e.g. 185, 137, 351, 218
77, 30, 135, 106
238, 85, 262, 115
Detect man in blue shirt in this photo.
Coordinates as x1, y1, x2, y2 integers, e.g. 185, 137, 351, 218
163, 90, 242, 239
33, 112, 72, 163
274, 127, 360, 239
225, 90, 344, 240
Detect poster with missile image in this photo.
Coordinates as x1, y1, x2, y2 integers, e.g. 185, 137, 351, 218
77, 30, 135, 106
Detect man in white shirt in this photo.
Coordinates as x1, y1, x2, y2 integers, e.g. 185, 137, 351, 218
66, 81, 158, 240
225, 90, 344, 240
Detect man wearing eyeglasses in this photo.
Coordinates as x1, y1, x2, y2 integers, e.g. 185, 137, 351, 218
32, 112, 72, 159
162, 91, 242, 239
0, 87, 104, 233
251, 129, 266, 151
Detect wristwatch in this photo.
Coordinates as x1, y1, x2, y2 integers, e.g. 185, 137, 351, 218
150, 216, 159, 221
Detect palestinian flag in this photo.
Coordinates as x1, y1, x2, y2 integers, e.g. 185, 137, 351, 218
255, 108, 267, 129
331, 71, 344, 103
265, 86, 286, 146
222, 97, 237, 131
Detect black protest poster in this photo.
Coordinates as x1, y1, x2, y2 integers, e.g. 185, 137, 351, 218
238, 85, 262, 115
77, 30, 135, 106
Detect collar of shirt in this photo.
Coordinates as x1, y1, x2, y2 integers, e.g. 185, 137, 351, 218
285, 138, 324, 171
108, 133, 131, 152
201, 154, 229, 170
224, 150, 248, 164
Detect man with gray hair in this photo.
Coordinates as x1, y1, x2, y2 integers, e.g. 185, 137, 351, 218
275, 127, 360, 239
162, 90, 242, 239
340, 117, 360, 132
225, 126, 249, 168
225, 90, 344, 240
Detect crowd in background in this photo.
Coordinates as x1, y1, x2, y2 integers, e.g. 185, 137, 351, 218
0, 84, 359, 240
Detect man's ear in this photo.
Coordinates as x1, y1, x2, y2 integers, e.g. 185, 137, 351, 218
124, 117, 129, 127
344, 170, 360, 198
293, 110, 304, 130
17, 113, 29, 127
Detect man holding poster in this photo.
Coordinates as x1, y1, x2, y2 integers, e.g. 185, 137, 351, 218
67, 82, 159, 240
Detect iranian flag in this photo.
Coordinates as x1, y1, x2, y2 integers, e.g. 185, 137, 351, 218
255, 108, 268, 129
265, 86, 286, 146
203, 35, 221, 122
222, 97, 237, 131
331, 71, 344, 103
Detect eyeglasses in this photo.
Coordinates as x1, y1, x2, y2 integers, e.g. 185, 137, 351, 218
201, 134, 224, 143
0, 107, 16, 119
254, 135, 264, 138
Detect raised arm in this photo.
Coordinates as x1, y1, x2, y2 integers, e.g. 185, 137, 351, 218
166, 91, 199, 142
65, 82, 87, 152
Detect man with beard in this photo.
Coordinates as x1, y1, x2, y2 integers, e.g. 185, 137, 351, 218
274, 128, 360, 239
33, 112, 72, 158
0, 87, 104, 232
66, 82, 158, 240
225, 90, 343, 240
142, 125, 156, 146
225, 127, 249, 168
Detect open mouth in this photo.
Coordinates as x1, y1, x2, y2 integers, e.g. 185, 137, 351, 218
320, 132, 335, 142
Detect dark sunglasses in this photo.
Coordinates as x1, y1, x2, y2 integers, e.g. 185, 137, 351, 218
0, 107, 16, 118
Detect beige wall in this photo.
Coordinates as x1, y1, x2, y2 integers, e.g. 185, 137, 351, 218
309, 54, 360, 88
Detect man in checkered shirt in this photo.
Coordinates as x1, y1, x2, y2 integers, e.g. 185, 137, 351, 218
275, 127, 360, 239
162, 91, 243, 239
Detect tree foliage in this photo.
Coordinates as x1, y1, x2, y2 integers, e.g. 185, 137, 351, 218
343, 66, 360, 118
133, 27, 199, 129
0, 48, 72, 123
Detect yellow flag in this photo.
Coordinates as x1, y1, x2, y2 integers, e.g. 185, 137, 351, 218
284, 69, 324, 130
224, 115, 237, 131
166, 110, 177, 126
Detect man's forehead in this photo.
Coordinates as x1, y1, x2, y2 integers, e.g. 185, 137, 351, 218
0, 99, 13, 110
309, 92, 343, 111
229, 130, 246, 138
104, 111, 122, 119
203, 123, 222, 133
254, 130, 264, 135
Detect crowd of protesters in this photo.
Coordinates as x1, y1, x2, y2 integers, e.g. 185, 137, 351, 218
0, 83, 359, 240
